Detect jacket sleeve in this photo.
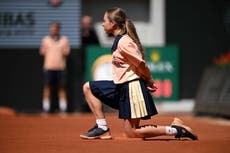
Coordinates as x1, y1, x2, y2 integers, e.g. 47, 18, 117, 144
119, 41, 144, 67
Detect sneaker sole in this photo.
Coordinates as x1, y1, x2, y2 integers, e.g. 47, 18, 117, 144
80, 131, 112, 140
171, 118, 198, 140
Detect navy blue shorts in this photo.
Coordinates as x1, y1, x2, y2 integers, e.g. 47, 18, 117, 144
89, 79, 158, 119
44, 70, 66, 87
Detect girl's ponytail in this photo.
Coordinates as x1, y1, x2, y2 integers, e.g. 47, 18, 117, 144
125, 19, 144, 59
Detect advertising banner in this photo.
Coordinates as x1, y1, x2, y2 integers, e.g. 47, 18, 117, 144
145, 46, 179, 101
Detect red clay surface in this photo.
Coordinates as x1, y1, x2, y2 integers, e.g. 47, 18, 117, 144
1, 112, 230, 153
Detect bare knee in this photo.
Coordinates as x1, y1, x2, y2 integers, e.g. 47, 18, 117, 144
83, 82, 90, 95
124, 128, 137, 138
123, 119, 140, 138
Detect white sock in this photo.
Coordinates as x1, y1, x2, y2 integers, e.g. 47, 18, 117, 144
43, 98, 50, 112
96, 119, 108, 131
59, 99, 67, 112
165, 126, 178, 135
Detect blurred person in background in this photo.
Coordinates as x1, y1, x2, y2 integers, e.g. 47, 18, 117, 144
80, 15, 100, 112
81, 15, 100, 46
40, 21, 70, 113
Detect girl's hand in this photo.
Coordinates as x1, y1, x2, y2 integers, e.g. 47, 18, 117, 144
146, 80, 157, 93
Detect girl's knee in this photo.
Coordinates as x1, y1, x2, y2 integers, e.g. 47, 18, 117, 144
123, 119, 140, 138
83, 82, 90, 94
124, 128, 136, 138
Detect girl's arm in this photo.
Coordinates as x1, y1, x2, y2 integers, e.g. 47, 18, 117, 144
119, 41, 157, 92
137, 61, 157, 92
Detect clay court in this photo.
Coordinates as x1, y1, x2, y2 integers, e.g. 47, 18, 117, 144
1, 110, 230, 153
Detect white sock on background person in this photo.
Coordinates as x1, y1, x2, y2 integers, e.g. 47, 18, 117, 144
59, 98, 67, 112
96, 119, 108, 131
43, 98, 50, 112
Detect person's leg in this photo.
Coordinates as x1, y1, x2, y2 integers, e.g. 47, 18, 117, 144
123, 118, 198, 140
58, 86, 67, 112
56, 70, 67, 112
80, 81, 116, 139
82, 82, 105, 119
43, 85, 50, 100
48, 71, 60, 113
123, 118, 140, 137
42, 70, 51, 112
123, 119, 168, 138
42, 85, 51, 112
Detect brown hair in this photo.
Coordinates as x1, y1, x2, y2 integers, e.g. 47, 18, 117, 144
50, 21, 61, 30
106, 7, 144, 58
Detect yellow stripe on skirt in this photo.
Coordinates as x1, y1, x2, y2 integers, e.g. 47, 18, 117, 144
129, 80, 148, 118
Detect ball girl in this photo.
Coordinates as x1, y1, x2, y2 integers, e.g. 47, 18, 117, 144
80, 7, 198, 140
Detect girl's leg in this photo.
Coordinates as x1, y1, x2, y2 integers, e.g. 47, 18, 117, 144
123, 118, 198, 140
123, 119, 140, 137
123, 119, 168, 138
80, 82, 112, 139
83, 82, 105, 119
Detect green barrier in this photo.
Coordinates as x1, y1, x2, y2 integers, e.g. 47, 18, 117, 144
85, 45, 179, 101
